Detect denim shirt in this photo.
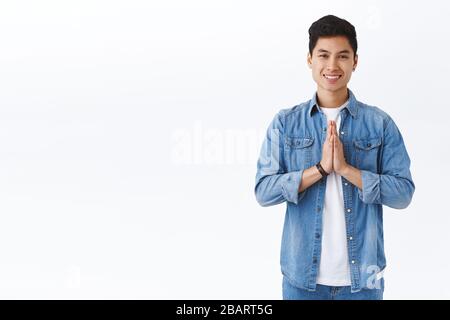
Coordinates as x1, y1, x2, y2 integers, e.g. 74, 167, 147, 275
254, 89, 415, 293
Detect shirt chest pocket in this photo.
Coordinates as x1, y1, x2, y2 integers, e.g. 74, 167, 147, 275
353, 137, 382, 172
284, 136, 314, 171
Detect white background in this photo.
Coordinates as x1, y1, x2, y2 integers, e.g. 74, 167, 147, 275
0, 0, 448, 299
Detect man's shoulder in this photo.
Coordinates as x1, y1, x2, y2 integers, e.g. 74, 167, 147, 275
357, 100, 390, 119
276, 100, 311, 119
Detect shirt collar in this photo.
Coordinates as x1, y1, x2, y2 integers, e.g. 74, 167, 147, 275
308, 88, 358, 118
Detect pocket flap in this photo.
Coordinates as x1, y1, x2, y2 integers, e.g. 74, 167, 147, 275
354, 137, 382, 150
285, 137, 314, 149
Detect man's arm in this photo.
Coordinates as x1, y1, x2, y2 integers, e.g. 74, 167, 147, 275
298, 165, 324, 193
255, 111, 308, 206
359, 118, 415, 209
339, 164, 362, 190
337, 118, 414, 209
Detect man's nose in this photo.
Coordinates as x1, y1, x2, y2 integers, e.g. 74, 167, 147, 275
327, 57, 339, 70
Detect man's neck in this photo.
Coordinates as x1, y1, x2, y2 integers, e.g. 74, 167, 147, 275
316, 86, 349, 108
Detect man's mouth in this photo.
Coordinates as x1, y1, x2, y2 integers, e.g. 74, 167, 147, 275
323, 74, 342, 80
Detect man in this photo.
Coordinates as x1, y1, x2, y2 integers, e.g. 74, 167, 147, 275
254, 15, 415, 300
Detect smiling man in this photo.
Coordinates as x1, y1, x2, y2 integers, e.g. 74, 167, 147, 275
254, 15, 415, 300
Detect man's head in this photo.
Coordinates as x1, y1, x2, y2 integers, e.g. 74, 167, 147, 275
307, 15, 358, 94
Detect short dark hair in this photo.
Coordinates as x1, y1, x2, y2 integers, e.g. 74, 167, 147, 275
308, 15, 357, 56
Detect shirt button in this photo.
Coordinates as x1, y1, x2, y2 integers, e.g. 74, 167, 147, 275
344, 182, 348, 186
315, 233, 321, 239
341, 131, 345, 135
351, 260, 355, 264
347, 208, 351, 213
323, 128, 327, 132
313, 258, 317, 264
317, 206, 321, 212
367, 143, 372, 147
349, 236, 353, 240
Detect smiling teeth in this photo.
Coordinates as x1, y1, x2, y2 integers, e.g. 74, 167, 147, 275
324, 75, 341, 79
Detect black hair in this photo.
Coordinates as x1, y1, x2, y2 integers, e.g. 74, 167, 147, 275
308, 15, 357, 56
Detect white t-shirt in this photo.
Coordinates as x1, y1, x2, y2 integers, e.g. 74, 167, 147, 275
316, 100, 352, 286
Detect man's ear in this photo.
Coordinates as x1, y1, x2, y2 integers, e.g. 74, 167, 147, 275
307, 52, 312, 69
353, 54, 358, 71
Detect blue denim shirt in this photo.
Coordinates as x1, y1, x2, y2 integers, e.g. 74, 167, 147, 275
254, 89, 415, 293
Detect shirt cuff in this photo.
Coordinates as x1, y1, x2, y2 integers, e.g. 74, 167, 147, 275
358, 170, 381, 204
281, 170, 305, 205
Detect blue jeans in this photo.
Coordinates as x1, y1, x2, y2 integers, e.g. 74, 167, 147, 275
282, 276, 384, 300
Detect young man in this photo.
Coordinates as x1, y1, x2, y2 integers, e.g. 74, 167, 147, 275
254, 15, 415, 300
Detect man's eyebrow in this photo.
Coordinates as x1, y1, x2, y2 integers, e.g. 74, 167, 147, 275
316, 49, 351, 54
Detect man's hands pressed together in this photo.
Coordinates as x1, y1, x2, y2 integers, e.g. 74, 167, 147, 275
319, 120, 334, 174
324, 120, 347, 175
298, 120, 362, 193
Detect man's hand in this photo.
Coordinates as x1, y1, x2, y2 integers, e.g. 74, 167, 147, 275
330, 120, 349, 175
300, 119, 361, 193
320, 120, 334, 174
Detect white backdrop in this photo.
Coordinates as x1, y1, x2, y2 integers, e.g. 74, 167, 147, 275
0, 0, 448, 299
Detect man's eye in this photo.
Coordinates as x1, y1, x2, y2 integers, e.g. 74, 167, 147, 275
339, 56, 349, 59
319, 55, 328, 58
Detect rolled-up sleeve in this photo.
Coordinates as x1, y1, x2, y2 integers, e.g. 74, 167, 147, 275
358, 117, 415, 209
254, 111, 306, 207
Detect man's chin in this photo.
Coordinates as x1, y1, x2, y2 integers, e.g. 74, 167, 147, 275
318, 83, 347, 93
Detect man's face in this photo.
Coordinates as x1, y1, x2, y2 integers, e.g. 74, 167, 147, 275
307, 35, 358, 93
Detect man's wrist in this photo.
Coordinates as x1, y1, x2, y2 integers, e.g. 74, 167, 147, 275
338, 163, 351, 177
316, 161, 329, 177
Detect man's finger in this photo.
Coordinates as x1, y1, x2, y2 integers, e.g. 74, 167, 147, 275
329, 122, 334, 141
331, 135, 334, 157
327, 120, 332, 139
330, 122, 334, 139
